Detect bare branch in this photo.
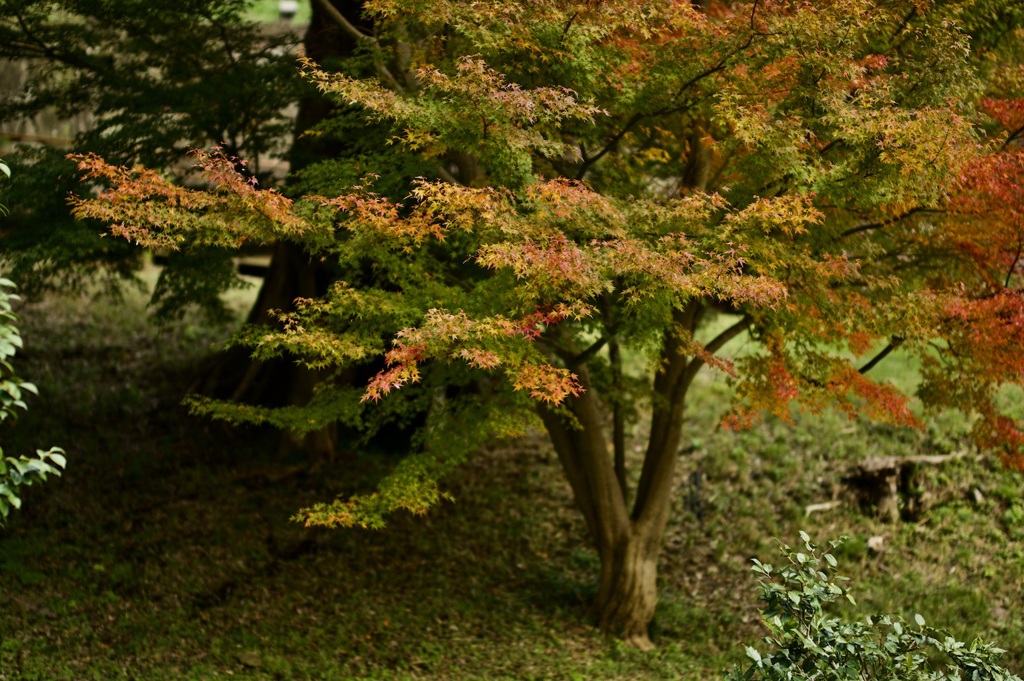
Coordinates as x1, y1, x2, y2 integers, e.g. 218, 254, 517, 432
683, 315, 750, 383
435, 164, 461, 185
312, 0, 405, 93
575, 47, 741, 179
571, 337, 608, 367
1006, 236, 1022, 289
706, 315, 750, 355
558, 10, 580, 47
312, 0, 373, 42
576, 113, 643, 179
840, 207, 938, 238
858, 336, 904, 374
1001, 123, 1024, 150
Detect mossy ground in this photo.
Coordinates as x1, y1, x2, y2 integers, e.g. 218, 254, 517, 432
1, 279, 1022, 680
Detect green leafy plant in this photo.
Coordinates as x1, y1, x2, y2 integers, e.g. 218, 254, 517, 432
728, 533, 1021, 681
0, 158, 9, 216
0, 279, 66, 525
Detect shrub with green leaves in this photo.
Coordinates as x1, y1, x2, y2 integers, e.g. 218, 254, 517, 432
0, 158, 9, 216
0, 277, 65, 525
728, 533, 1021, 681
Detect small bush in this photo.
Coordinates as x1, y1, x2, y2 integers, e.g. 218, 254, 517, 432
728, 532, 1021, 681
0, 278, 65, 525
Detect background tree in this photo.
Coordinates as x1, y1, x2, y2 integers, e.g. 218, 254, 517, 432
71, 0, 1024, 648
0, 0, 302, 316
0, 1, 433, 457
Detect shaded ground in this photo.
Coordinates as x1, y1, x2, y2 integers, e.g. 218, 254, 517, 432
1, 283, 1023, 680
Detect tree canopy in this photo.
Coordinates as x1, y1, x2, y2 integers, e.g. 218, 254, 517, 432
62, 0, 1024, 646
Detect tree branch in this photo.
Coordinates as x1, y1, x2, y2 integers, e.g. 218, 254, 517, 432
312, 0, 405, 93
610, 334, 627, 503
571, 337, 607, 367
537, 368, 629, 556
575, 30, 750, 180
840, 207, 937, 238
1006, 236, 1022, 289
1002, 123, 1024, 150
312, 0, 372, 42
858, 336, 904, 374
435, 164, 461, 185
631, 301, 703, 530
600, 294, 628, 503
683, 315, 750, 384
705, 315, 751, 355
576, 113, 643, 179
558, 10, 580, 47
10, 11, 103, 73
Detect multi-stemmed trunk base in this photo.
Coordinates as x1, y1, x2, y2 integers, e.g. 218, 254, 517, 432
595, 536, 661, 649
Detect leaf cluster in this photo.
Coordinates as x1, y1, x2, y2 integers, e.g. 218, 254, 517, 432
728, 533, 1022, 681
0, 277, 65, 526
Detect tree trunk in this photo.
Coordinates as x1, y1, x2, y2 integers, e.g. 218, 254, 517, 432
595, 532, 661, 650
538, 362, 672, 649
193, 1, 365, 461
536, 304, 714, 647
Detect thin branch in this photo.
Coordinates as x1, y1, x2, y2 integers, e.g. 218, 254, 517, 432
1002, 123, 1024, 150
435, 164, 461, 185
571, 0, 766, 182
682, 314, 750, 386
817, 138, 843, 156
313, 0, 373, 42
570, 337, 607, 367
312, 0, 405, 93
558, 10, 580, 47
208, 14, 240, 69
575, 46, 740, 179
705, 314, 751, 355
840, 207, 937, 238
666, 57, 733, 104
889, 7, 918, 50
1006, 236, 1022, 289
576, 113, 643, 179
858, 336, 904, 375
704, 146, 736, 190
12, 11, 99, 73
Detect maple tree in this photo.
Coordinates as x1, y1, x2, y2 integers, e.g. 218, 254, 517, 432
72, 0, 1024, 647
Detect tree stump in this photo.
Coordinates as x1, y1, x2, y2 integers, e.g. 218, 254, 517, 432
843, 452, 965, 522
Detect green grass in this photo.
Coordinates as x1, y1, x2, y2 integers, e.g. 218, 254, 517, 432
0, 281, 1022, 679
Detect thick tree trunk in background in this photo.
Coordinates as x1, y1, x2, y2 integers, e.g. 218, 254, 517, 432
196, 1, 365, 461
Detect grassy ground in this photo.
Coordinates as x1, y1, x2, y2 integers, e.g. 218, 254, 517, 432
1, 280, 1023, 680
